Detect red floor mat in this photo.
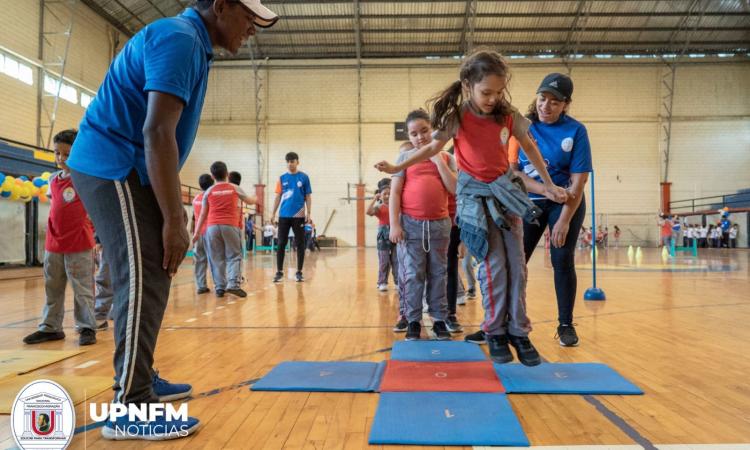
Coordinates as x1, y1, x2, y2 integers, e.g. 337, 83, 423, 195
378, 360, 504, 393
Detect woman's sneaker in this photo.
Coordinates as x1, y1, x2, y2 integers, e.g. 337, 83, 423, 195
273, 272, 283, 283
508, 335, 542, 366
463, 330, 486, 344
405, 322, 421, 341
377, 284, 388, 292
392, 316, 408, 332
555, 324, 579, 347
445, 315, 463, 333
432, 321, 452, 340
487, 334, 513, 363
152, 372, 193, 402
101, 415, 200, 441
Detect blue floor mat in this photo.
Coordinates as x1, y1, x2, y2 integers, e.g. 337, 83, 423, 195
369, 392, 529, 446
251, 361, 386, 392
494, 362, 643, 395
390, 340, 488, 362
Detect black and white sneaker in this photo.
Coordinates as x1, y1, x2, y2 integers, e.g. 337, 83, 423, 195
487, 334, 513, 363
273, 272, 283, 283
405, 322, 421, 341
393, 316, 408, 332
509, 334, 542, 366
445, 315, 463, 333
432, 321, 452, 340
464, 329, 486, 344
556, 324, 579, 347
295, 271, 304, 283
467, 288, 476, 299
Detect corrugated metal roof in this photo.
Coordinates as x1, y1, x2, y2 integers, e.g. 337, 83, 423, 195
80, 0, 750, 59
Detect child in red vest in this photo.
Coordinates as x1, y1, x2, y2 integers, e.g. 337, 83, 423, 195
24, 129, 97, 346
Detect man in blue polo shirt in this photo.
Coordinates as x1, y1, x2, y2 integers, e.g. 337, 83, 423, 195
271, 152, 312, 283
67, 0, 278, 440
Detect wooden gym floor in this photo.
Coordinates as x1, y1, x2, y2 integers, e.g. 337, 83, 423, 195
0, 246, 748, 449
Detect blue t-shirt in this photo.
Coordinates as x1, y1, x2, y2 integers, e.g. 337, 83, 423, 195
276, 172, 312, 218
67, 8, 213, 185
720, 218, 731, 232
517, 114, 592, 200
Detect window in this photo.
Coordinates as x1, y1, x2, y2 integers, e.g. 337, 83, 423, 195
43, 74, 78, 104
80, 92, 93, 108
44, 74, 59, 95
2, 56, 19, 78
18, 63, 33, 85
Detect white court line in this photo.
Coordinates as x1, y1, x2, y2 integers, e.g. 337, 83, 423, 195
474, 445, 750, 450
216, 306, 225, 310
202, 311, 213, 316
227, 301, 236, 305
184, 318, 197, 323
74, 360, 99, 369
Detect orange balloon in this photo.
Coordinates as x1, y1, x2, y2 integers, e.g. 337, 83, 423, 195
39, 194, 48, 203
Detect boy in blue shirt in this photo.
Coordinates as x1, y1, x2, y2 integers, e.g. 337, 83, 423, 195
66, 0, 278, 440
271, 152, 313, 282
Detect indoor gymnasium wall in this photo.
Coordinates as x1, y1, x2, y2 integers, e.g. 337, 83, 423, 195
0, 1, 123, 264
193, 60, 749, 246
0, 1, 123, 146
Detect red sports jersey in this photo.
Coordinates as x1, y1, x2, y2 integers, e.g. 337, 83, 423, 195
454, 110, 514, 182
203, 182, 246, 229
376, 204, 390, 226
45, 173, 95, 253
401, 153, 451, 221
193, 192, 208, 235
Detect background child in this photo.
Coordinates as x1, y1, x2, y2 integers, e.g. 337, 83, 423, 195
367, 178, 397, 292
191, 173, 214, 294
390, 109, 456, 341
270, 152, 313, 283
193, 162, 255, 298
376, 50, 567, 365
23, 129, 97, 346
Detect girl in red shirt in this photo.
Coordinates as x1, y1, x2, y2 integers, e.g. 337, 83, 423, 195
376, 50, 568, 365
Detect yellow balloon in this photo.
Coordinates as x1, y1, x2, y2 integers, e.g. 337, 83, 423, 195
10, 189, 20, 201
42, 184, 49, 195
41, 172, 51, 181
5, 176, 15, 184
0, 180, 10, 192
39, 194, 48, 203
31, 186, 40, 196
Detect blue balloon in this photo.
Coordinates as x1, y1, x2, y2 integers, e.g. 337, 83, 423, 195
0, 173, 5, 185
32, 177, 46, 187
1, 190, 11, 198
18, 176, 29, 182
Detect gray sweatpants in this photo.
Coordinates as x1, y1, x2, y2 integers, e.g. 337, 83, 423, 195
397, 215, 451, 323
193, 233, 209, 290
205, 224, 242, 291
476, 213, 532, 337
39, 250, 97, 333
94, 247, 113, 320
72, 169, 170, 405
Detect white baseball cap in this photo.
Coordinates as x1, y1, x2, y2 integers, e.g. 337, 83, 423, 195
238, 0, 279, 28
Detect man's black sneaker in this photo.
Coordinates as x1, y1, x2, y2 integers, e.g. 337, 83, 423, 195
226, 288, 247, 298
509, 334, 542, 366
405, 322, 421, 341
432, 321, 452, 340
445, 315, 463, 333
196, 287, 210, 294
215, 289, 225, 298
295, 272, 304, 282
273, 272, 283, 283
487, 334, 513, 363
556, 324, 579, 347
79, 328, 97, 346
23, 330, 65, 345
393, 317, 408, 332
464, 329, 486, 344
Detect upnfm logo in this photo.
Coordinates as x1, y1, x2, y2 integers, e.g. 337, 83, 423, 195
11, 379, 75, 450
90, 403, 191, 439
